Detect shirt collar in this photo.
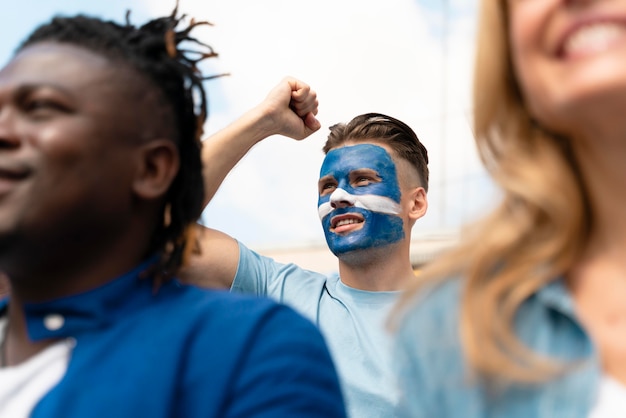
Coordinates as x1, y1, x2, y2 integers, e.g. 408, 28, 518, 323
535, 277, 577, 318
1, 256, 167, 342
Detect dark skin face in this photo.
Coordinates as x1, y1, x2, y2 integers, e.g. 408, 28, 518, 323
0, 41, 182, 367
0, 42, 176, 300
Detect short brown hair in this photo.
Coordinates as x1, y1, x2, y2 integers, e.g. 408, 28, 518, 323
323, 113, 429, 191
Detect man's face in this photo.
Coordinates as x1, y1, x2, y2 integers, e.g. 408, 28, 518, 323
0, 42, 145, 258
317, 143, 405, 257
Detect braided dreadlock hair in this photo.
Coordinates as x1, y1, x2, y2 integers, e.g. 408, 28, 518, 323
18, 4, 219, 276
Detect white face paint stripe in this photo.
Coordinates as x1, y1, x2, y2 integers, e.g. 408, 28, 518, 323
356, 194, 402, 215
318, 188, 401, 219
329, 188, 357, 206
318, 202, 333, 220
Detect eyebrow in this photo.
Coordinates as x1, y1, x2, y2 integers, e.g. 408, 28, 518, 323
13, 83, 74, 100
5, 83, 80, 115
350, 168, 381, 177
318, 174, 335, 184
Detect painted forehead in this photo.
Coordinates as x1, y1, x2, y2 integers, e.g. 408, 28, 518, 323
320, 143, 397, 179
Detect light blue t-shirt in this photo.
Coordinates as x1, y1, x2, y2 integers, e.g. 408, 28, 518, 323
232, 242, 400, 418
394, 278, 600, 418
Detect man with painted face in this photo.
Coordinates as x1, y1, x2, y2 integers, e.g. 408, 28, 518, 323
186, 77, 429, 418
319, 143, 408, 259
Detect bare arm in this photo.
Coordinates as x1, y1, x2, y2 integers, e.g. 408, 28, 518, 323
177, 225, 238, 288
182, 77, 320, 289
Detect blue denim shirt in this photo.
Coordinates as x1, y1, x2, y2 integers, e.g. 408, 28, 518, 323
394, 278, 601, 417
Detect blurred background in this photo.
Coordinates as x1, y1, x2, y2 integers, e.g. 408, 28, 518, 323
2, 0, 496, 272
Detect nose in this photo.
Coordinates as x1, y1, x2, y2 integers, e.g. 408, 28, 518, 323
329, 188, 357, 209
0, 107, 21, 149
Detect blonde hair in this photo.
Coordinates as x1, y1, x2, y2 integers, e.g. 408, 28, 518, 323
396, 0, 590, 382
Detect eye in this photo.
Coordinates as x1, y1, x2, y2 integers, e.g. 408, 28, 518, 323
350, 170, 381, 188
354, 176, 373, 187
22, 97, 71, 120
27, 99, 65, 112
319, 181, 337, 196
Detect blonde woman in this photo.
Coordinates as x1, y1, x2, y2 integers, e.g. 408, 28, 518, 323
394, 0, 626, 416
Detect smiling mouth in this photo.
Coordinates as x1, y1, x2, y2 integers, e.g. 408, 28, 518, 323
0, 167, 29, 197
0, 168, 29, 180
331, 214, 364, 234
560, 21, 626, 58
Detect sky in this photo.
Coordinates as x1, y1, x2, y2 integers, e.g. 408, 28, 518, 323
1, 0, 497, 251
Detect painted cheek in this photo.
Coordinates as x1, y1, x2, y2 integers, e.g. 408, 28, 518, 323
318, 193, 330, 207
372, 171, 401, 203
317, 199, 331, 222
360, 181, 401, 202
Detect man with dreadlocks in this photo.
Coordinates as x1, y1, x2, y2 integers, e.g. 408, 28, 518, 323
0, 7, 346, 418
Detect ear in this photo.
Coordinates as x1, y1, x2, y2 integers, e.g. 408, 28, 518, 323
132, 139, 179, 200
407, 187, 428, 224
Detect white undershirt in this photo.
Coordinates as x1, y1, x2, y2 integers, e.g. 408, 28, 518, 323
0, 318, 72, 418
589, 376, 626, 418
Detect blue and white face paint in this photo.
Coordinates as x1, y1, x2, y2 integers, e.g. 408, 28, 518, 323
318, 143, 405, 256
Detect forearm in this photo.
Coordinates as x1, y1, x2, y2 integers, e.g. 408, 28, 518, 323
201, 105, 277, 206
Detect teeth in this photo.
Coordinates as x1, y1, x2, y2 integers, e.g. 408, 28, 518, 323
335, 219, 361, 228
564, 23, 625, 56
